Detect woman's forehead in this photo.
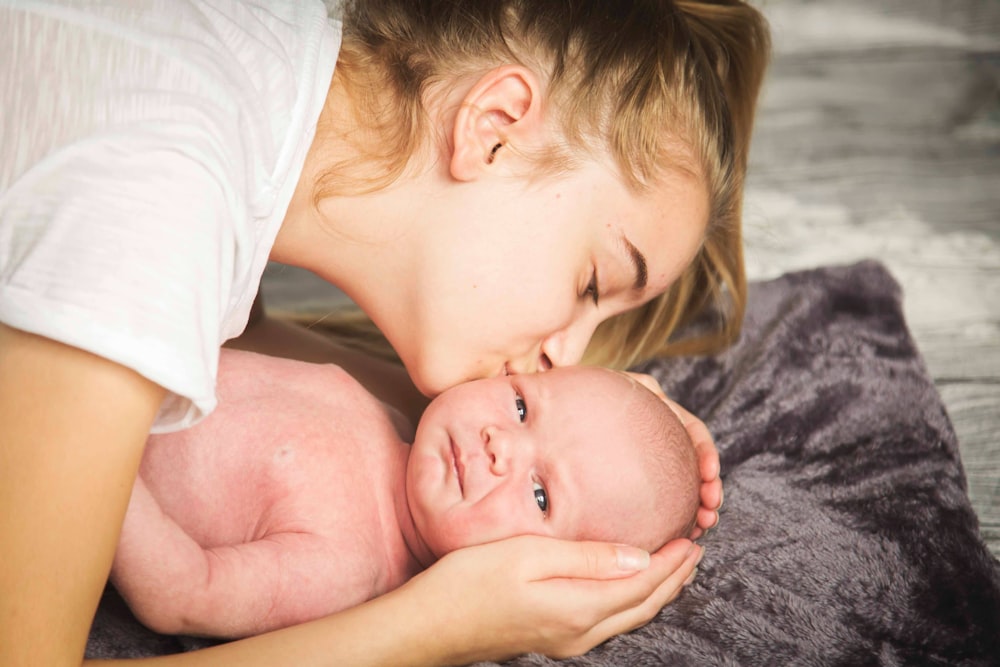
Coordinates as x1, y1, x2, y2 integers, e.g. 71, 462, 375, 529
628, 169, 710, 290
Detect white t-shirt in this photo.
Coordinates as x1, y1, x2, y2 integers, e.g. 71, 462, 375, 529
0, 0, 342, 431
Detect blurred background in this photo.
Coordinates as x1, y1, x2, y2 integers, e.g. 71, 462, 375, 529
260, 0, 1000, 555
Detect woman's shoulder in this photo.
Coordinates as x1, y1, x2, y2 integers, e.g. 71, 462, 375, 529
0, 1, 344, 434
1, 0, 340, 192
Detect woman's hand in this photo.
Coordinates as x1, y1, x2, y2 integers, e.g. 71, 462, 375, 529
397, 535, 703, 664
625, 372, 722, 539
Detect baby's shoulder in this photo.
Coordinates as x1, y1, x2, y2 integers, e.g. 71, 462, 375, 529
217, 349, 366, 404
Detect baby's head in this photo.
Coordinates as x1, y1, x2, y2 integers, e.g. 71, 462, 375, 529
406, 366, 699, 558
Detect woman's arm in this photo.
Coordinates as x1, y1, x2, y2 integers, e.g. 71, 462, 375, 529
227, 294, 430, 424
89, 536, 701, 667
0, 324, 165, 667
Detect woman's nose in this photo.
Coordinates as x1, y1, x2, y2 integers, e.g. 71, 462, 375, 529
539, 315, 600, 369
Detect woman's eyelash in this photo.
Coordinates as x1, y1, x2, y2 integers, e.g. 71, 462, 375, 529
585, 270, 599, 306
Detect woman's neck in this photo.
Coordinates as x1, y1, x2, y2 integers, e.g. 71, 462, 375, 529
270, 73, 438, 317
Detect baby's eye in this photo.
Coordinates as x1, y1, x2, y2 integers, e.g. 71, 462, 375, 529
533, 481, 548, 515
515, 395, 527, 422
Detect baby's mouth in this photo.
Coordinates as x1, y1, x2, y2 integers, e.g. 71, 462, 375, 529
449, 438, 465, 497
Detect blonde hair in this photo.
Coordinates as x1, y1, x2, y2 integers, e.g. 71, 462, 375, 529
302, 0, 770, 368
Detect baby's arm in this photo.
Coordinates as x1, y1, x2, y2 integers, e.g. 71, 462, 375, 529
111, 478, 348, 639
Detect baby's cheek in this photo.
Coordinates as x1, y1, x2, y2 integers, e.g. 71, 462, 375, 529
458, 501, 540, 548
424, 510, 492, 555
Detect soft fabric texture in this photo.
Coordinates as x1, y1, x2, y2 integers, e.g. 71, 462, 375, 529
0, 0, 341, 431
86, 261, 1000, 664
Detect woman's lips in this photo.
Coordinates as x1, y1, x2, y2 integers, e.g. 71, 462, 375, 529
449, 438, 465, 497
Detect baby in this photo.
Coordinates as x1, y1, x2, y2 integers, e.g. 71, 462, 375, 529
111, 350, 699, 639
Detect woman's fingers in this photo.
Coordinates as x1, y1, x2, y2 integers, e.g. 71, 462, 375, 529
526, 537, 653, 581
695, 506, 719, 533
610, 540, 703, 625
408, 534, 702, 661
466, 534, 652, 582
528, 537, 697, 624
549, 540, 705, 658
679, 409, 721, 484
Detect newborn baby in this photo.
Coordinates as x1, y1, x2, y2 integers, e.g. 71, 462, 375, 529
111, 349, 699, 638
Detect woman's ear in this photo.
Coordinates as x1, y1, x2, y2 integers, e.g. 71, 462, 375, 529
450, 65, 544, 182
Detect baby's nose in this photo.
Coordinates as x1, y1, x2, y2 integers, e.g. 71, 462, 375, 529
482, 426, 510, 476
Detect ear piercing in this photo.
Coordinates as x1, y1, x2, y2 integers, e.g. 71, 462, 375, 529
487, 142, 502, 164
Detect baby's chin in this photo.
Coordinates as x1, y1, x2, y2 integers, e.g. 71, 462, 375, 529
415, 529, 463, 561
420, 522, 497, 559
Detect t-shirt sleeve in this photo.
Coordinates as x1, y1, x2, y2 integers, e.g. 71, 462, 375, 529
0, 128, 246, 431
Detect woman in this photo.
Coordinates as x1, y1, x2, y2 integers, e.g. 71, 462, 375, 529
0, 0, 769, 664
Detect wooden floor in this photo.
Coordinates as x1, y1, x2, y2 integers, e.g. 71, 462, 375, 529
261, 0, 1000, 556
743, 0, 1000, 555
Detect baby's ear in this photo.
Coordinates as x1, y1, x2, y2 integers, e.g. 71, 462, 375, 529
449, 65, 545, 181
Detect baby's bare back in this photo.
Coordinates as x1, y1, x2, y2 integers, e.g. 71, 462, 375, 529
112, 350, 417, 638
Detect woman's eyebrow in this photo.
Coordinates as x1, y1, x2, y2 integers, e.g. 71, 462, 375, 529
620, 234, 648, 291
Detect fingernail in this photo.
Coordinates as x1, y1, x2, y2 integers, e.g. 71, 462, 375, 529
616, 546, 650, 571
695, 545, 706, 566
684, 567, 699, 586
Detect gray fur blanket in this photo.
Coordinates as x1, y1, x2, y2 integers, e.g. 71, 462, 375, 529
87, 261, 1000, 665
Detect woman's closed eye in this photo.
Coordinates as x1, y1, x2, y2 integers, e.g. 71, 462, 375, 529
584, 269, 600, 306
532, 480, 548, 515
